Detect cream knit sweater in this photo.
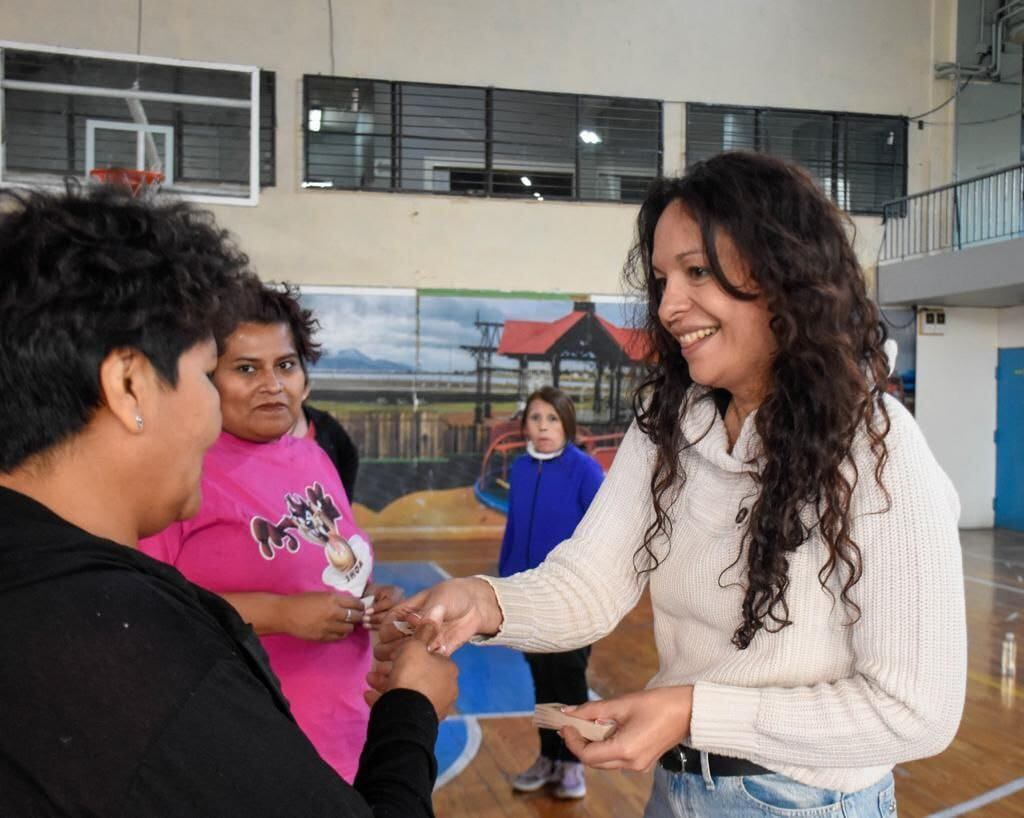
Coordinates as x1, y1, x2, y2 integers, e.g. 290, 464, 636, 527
480, 389, 966, 792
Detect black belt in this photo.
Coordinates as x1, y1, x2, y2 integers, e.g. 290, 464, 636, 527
658, 745, 770, 777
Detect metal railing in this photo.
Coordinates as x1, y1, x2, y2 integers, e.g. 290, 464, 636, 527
880, 161, 1024, 262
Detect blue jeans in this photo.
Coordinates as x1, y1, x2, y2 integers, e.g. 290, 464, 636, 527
643, 757, 897, 818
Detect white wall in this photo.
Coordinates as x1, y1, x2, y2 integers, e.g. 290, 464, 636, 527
915, 307, 999, 527
999, 305, 1024, 347
0, 0, 956, 291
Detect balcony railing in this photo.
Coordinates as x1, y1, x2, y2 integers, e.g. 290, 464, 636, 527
880, 162, 1024, 263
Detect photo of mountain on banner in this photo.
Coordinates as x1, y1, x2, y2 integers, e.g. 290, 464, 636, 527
300, 288, 646, 539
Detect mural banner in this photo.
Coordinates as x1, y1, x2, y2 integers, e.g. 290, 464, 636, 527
301, 287, 644, 540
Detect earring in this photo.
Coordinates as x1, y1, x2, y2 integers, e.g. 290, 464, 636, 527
135, 415, 144, 431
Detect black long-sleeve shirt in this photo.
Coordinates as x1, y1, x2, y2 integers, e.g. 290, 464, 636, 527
0, 485, 437, 817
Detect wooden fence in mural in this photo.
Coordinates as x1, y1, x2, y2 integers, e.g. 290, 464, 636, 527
336, 411, 487, 460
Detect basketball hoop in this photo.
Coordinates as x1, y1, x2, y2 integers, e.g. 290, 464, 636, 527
88, 168, 165, 197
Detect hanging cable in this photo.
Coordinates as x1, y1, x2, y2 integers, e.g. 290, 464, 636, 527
959, 106, 1024, 125
909, 76, 970, 119
879, 305, 918, 330
327, 0, 336, 75
920, 106, 1024, 126
135, 0, 143, 83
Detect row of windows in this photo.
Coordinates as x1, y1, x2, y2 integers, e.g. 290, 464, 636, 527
298, 79, 907, 213
1, 47, 908, 213
686, 104, 908, 215
303, 76, 663, 203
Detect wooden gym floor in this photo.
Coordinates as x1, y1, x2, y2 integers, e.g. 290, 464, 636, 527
375, 528, 1024, 818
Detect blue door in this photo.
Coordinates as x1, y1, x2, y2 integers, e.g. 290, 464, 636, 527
996, 347, 1024, 530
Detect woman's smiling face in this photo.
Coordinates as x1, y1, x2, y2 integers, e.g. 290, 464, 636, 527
653, 201, 777, 402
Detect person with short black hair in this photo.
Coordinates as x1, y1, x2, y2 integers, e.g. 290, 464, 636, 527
0, 185, 455, 817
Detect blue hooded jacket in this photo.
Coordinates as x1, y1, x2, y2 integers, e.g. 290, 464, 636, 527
497, 443, 605, 577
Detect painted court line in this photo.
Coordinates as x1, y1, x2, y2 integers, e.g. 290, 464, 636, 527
925, 777, 1024, 817
963, 575, 1024, 595
435, 717, 482, 791
449, 710, 534, 720
967, 669, 1024, 700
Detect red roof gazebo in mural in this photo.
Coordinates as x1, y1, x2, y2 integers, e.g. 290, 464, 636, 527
495, 301, 648, 422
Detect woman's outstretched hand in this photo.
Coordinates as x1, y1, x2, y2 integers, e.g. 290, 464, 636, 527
559, 686, 694, 772
380, 577, 504, 656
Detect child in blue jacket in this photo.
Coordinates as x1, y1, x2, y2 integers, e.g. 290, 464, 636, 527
498, 387, 604, 800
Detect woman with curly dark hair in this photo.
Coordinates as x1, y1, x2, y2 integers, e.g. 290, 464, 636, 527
384, 152, 966, 816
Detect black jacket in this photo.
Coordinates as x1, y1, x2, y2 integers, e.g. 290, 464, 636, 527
306, 405, 359, 500
0, 486, 437, 817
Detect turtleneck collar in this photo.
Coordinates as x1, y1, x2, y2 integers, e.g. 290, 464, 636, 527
682, 386, 762, 474
527, 440, 566, 461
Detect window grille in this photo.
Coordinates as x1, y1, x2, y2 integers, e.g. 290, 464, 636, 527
686, 103, 907, 214
303, 75, 662, 203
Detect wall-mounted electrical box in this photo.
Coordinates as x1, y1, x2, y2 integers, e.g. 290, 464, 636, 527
918, 307, 946, 336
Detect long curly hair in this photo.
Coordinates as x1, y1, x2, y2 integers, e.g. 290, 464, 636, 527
625, 152, 892, 649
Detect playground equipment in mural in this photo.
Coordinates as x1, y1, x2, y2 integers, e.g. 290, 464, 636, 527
300, 288, 647, 535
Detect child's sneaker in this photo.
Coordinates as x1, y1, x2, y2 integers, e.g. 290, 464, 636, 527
512, 756, 561, 793
553, 762, 586, 799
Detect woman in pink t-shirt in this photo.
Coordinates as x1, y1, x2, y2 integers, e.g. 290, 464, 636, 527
141, 280, 401, 782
